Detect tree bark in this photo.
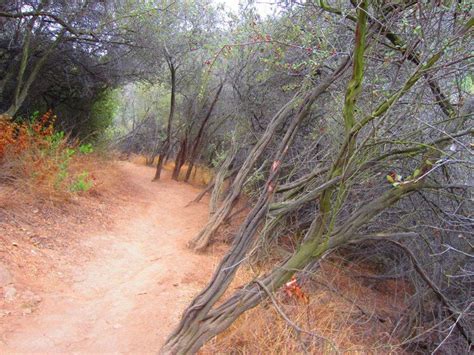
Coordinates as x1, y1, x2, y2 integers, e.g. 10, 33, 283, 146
209, 142, 237, 216
154, 54, 176, 181
189, 168, 238, 205
161, 183, 418, 354
172, 135, 187, 180
3, 28, 65, 117
184, 82, 224, 182
186, 91, 300, 250
189, 58, 349, 251
162, 60, 350, 355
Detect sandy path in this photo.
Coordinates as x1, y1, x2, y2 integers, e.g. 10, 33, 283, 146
0, 162, 218, 353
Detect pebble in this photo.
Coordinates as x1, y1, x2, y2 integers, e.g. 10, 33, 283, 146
21, 290, 42, 305
0, 262, 13, 287
0, 310, 11, 317
4, 285, 17, 302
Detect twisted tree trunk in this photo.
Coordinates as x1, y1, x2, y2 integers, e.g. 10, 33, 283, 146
172, 135, 187, 180
163, 58, 350, 354
188, 57, 349, 251
209, 143, 238, 216
187, 91, 299, 250
161, 183, 418, 354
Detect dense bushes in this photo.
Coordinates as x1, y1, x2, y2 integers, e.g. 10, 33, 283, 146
0, 1, 138, 139
0, 111, 94, 197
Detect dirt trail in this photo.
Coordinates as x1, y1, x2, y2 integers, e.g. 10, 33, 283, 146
0, 162, 219, 353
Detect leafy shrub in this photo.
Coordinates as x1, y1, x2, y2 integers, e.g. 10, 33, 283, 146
79, 143, 94, 154
0, 110, 55, 160
70, 171, 94, 192
88, 89, 120, 139
0, 111, 94, 197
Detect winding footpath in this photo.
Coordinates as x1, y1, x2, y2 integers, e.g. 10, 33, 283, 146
0, 162, 218, 353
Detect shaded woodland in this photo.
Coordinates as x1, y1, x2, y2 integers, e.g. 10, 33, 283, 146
1, 0, 473, 354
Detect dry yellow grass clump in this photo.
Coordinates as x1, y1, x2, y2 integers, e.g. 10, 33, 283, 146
0, 112, 109, 201
202, 256, 410, 354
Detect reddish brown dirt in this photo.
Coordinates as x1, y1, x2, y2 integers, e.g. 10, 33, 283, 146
0, 162, 222, 353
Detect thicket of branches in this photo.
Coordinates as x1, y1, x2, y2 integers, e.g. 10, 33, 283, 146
147, 2, 471, 354
1, 0, 472, 353
0, 0, 160, 138
112, 1, 473, 353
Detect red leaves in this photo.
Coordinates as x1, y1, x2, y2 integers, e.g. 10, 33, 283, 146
271, 159, 281, 172
0, 110, 56, 160
266, 160, 282, 193
283, 276, 309, 304
267, 183, 274, 193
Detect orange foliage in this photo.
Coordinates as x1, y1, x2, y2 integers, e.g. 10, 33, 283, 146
283, 276, 309, 304
0, 110, 82, 198
0, 110, 55, 160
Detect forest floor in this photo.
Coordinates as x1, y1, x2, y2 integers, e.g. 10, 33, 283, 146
0, 161, 224, 353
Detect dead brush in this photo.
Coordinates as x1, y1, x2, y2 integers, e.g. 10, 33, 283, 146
0, 111, 96, 201
202, 257, 407, 354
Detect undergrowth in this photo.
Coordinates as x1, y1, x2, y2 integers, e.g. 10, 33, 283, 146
202, 256, 409, 354
0, 111, 95, 199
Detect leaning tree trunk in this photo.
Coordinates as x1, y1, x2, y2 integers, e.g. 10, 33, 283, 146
187, 91, 300, 251
162, 58, 350, 353
154, 56, 176, 181
188, 168, 238, 206
184, 82, 224, 182
209, 142, 238, 216
188, 58, 350, 252
172, 135, 188, 180
161, 182, 418, 354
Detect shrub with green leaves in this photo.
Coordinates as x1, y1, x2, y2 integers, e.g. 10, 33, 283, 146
70, 171, 94, 192
79, 143, 94, 154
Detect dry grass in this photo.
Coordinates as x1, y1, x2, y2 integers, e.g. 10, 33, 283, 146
3, 150, 109, 200
125, 156, 410, 354
0, 115, 106, 201
202, 255, 411, 354
0, 154, 127, 266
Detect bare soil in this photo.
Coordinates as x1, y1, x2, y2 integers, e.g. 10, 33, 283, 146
0, 162, 222, 353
